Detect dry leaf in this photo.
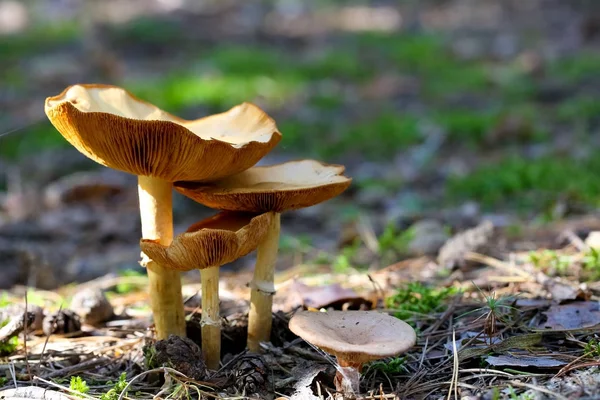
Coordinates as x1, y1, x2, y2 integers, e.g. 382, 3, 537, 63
541, 302, 600, 330
486, 354, 566, 368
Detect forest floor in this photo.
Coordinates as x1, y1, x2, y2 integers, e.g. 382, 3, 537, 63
1, 0, 600, 399
1, 217, 600, 399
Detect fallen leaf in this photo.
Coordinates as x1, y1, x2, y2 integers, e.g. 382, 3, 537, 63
541, 302, 600, 330
486, 354, 566, 368
537, 273, 592, 302
285, 281, 371, 310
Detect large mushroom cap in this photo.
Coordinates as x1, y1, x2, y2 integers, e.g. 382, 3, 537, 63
289, 310, 416, 366
45, 84, 282, 182
174, 160, 351, 212
140, 212, 274, 271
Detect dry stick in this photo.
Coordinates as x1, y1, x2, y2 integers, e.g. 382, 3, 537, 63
508, 380, 568, 400
138, 176, 186, 339
200, 266, 221, 370
247, 213, 281, 352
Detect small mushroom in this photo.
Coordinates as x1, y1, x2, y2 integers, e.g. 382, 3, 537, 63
289, 310, 416, 394
45, 84, 281, 339
175, 160, 351, 351
141, 211, 274, 369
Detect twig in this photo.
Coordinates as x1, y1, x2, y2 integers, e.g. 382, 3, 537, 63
555, 360, 600, 378
508, 380, 569, 400
23, 292, 31, 381
559, 230, 587, 252
38, 303, 63, 376
465, 252, 531, 279
9, 362, 17, 387
446, 329, 459, 400
33, 376, 96, 400
41, 357, 110, 379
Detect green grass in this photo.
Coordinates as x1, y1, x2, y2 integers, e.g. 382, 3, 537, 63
342, 112, 422, 156
131, 73, 301, 111
0, 22, 78, 60
378, 224, 416, 255
435, 109, 500, 145
582, 247, 600, 281
528, 250, 571, 276
447, 155, 600, 210
108, 16, 183, 45
279, 111, 422, 158
434, 103, 548, 146
100, 373, 128, 400
584, 338, 600, 358
386, 282, 458, 325
357, 32, 490, 95
0, 319, 18, 355
302, 48, 373, 81
367, 356, 407, 374
70, 376, 90, 397
0, 121, 67, 160
357, 32, 444, 73
556, 95, 600, 123
549, 52, 600, 83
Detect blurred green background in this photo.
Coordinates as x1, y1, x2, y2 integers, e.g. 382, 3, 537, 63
1, 0, 599, 219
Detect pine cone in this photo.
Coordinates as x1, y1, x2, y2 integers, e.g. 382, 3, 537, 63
230, 355, 268, 395
43, 309, 81, 335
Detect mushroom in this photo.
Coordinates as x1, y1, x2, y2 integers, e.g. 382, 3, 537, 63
289, 310, 416, 394
174, 160, 351, 351
44, 84, 281, 339
141, 211, 274, 370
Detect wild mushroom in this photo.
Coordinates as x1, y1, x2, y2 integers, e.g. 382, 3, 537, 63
289, 310, 416, 394
174, 160, 351, 351
140, 211, 274, 370
44, 84, 281, 339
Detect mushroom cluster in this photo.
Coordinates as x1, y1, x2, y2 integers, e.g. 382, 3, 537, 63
44, 84, 351, 369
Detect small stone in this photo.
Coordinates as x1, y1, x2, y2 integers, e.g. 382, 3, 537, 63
407, 219, 450, 255
70, 288, 114, 326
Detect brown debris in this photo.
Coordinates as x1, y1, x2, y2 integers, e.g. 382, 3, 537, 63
152, 335, 208, 381
282, 281, 372, 310
229, 354, 269, 396
437, 220, 495, 268
42, 309, 81, 336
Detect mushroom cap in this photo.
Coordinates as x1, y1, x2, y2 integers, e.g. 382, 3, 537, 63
45, 84, 281, 182
174, 160, 351, 213
289, 310, 416, 365
140, 211, 274, 271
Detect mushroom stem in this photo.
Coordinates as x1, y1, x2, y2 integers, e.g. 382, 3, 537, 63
247, 212, 281, 352
335, 359, 363, 394
200, 265, 221, 370
138, 176, 186, 339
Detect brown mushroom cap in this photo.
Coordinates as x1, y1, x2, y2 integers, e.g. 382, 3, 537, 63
45, 84, 282, 182
289, 310, 416, 366
174, 160, 351, 212
140, 212, 274, 271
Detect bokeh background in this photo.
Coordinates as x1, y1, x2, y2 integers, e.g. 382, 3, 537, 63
1, 0, 599, 289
